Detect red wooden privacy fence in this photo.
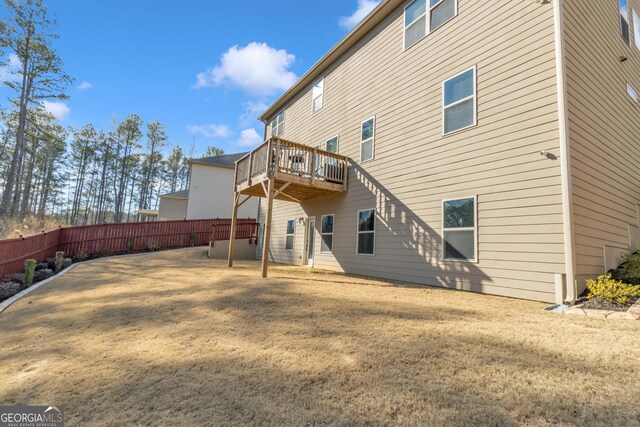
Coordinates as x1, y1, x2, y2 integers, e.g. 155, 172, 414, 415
0, 218, 258, 277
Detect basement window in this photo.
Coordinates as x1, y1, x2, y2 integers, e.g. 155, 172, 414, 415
443, 196, 477, 262
357, 209, 375, 255
321, 214, 334, 253
285, 219, 295, 251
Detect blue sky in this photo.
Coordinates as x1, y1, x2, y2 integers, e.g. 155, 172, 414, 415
1, 0, 380, 156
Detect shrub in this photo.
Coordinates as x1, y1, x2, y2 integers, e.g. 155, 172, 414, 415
609, 251, 640, 285
75, 250, 89, 262
586, 274, 640, 306
98, 248, 113, 258
55, 251, 64, 272
147, 240, 160, 252
127, 237, 135, 254
190, 231, 197, 247
24, 259, 36, 287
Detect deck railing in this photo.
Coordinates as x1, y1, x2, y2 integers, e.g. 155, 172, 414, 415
235, 137, 348, 188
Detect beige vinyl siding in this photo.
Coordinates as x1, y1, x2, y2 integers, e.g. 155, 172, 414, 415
563, 0, 640, 287
187, 164, 259, 220
260, 0, 564, 302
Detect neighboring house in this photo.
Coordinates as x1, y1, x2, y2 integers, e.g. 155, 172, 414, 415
187, 153, 259, 219
158, 190, 189, 220
158, 153, 259, 221
228, 0, 640, 304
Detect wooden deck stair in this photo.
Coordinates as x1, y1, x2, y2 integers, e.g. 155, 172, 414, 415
227, 137, 349, 277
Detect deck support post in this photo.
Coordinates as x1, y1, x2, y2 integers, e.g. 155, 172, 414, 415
261, 177, 276, 278
228, 192, 239, 268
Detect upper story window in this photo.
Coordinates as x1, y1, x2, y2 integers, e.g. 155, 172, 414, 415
312, 78, 324, 113
271, 110, 285, 137
633, 10, 640, 50
325, 135, 339, 153
620, 0, 630, 44
443, 67, 476, 135
404, 0, 457, 50
360, 117, 375, 162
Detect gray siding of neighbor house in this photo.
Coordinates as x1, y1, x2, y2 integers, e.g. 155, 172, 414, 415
187, 164, 259, 220
563, 0, 640, 290
158, 197, 188, 220
258, 0, 566, 302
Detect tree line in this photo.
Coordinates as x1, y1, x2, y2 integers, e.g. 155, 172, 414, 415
0, 0, 223, 233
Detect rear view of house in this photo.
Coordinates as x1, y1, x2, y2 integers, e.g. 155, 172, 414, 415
227, 0, 640, 305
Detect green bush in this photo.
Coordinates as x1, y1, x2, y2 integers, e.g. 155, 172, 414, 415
24, 259, 36, 287
54, 251, 64, 272
609, 251, 640, 285
127, 237, 135, 254
190, 231, 197, 247
586, 274, 640, 306
147, 240, 160, 252
75, 249, 89, 262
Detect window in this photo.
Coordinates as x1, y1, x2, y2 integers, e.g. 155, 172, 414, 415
404, 0, 457, 49
357, 209, 375, 255
325, 135, 339, 153
442, 197, 476, 261
443, 67, 476, 134
634, 10, 640, 50
360, 117, 375, 162
271, 110, 285, 137
320, 214, 334, 253
285, 219, 295, 251
312, 78, 324, 113
628, 84, 638, 102
621, 0, 630, 44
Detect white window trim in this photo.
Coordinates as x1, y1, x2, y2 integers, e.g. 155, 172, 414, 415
441, 195, 478, 263
271, 110, 285, 137
403, 0, 458, 51
360, 116, 376, 163
285, 219, 295, 252
442, 65, 477, 136
312, 77, 324, 113
320, 214, 335, 253
356, 208, 376, 256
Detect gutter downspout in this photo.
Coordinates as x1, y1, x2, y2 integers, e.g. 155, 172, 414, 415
553, 0, 578, 304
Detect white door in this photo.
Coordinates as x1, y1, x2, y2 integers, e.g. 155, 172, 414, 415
305, 217, 316, 267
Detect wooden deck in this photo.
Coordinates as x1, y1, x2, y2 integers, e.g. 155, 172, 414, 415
234, 138, 349, 202
228, 137, 349, 277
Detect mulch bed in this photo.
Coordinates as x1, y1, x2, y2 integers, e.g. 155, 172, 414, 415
579, 297, 636, 312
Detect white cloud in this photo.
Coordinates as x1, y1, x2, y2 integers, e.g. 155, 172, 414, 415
77, 81, 93, 90
239, 101, 269, 127
186, 124, 232, 139
0, 54, 21, 83
41, 101, 70, 120
339, 0, 381, 30
194, 42, 297, 96
236, 128, 263, 147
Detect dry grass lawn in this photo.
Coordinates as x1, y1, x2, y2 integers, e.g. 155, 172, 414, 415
0, 248, 639, 426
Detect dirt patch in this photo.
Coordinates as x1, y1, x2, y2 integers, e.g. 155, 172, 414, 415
0, 248, 639, 426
